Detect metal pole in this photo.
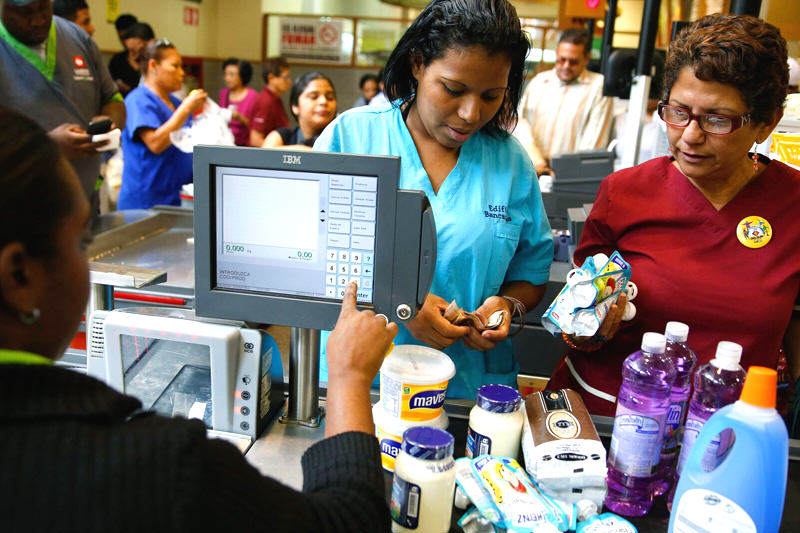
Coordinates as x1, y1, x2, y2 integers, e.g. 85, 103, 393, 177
600, 0, 618, 77
636, 0, 662, 76
621, 0, 661, 168
282, 327, 323, 427
730, 0, 761, 17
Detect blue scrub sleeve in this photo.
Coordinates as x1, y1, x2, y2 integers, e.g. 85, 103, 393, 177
313, 116, 343, 153
126, 93, 166, 142
505, 162, 553, 287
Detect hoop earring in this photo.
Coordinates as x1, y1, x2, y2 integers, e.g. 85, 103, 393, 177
19, 308, 40, 325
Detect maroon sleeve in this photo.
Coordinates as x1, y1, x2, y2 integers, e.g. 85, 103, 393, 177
573, 176, 616, 267
250, 92, 269, 135
260, 98, 289, 135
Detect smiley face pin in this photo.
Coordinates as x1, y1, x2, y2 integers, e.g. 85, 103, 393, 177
737, 216, 772, 249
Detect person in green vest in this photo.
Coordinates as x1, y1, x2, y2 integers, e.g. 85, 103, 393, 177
0, 0, 125, 201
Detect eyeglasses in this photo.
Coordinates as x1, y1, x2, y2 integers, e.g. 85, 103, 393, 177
153, 38, 172, 48
555, 57, 583, 66
657, 102, 751, 135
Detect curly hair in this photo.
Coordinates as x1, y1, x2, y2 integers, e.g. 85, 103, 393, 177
383, 0, 530, 137
663, 13, 788, 125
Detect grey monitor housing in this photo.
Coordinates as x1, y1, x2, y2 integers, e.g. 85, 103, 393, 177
193, 146, 436, 330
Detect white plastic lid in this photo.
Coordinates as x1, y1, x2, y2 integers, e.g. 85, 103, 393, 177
380, 345, 456, 385
372, 403, 449, 436
665, 321, 689, 343
641, 332, 666, 354
712, 341, 743, 370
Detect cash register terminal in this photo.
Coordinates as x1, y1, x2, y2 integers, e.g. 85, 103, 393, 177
193, 147, 436, 330
192, 146, 438, 426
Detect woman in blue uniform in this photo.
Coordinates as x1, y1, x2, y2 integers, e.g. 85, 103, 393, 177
119, 39, 207, 209
315, 0, 553, 398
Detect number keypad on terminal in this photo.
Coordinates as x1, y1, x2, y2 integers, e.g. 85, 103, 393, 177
325, 175, 377, 303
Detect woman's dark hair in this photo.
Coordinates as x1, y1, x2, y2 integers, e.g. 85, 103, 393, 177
664, 13, 788, 125
223, 58, 253, 86
359, 73, 378, 89
383, 0, 530, 136
141, 38, 176, 74
0, 108, 74, 261
262, 56, 290, 83
288, 72, 336, 120
122, 22, 154, 42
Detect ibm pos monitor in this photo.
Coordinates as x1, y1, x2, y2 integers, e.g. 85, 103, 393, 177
193, 146, 436, 330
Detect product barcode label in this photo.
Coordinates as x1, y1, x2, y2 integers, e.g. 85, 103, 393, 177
390, 474, 421, 529
407, 489, 419, 518
466, 426, 492, 458
479, 440, 490, 455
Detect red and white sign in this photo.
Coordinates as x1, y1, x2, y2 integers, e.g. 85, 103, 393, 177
279, 17, 346, 64
183, 6, 199, 27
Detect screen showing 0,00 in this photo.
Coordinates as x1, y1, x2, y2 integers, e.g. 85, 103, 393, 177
215, 166, 377, 304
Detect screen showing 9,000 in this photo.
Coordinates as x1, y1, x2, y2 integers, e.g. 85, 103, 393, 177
215, 166, 377, 303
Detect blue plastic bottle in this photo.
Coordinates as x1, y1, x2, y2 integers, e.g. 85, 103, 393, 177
667, 341, 746, 509
668, 366, 788, 533
652, 322, 697, 497
605, 332, 676, 516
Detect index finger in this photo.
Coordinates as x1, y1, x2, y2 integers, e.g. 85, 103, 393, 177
339, 281, 358, 315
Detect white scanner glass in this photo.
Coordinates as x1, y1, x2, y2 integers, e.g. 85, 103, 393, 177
121, 335, 212, 427
214, 166, 377, 304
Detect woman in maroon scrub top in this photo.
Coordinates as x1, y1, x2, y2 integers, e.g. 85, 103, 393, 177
548, 14, 800, 416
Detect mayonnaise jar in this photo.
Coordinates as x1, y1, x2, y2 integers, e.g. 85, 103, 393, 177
465, 384, 524, 459
391, 427, 456, 533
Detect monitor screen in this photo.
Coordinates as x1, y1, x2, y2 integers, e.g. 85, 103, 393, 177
214, 166, 377, 304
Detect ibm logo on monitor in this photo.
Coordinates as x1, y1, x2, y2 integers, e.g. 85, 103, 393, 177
283, 154, 302, 165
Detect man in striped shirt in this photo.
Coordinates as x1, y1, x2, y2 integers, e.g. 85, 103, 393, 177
515, 29, 613, 176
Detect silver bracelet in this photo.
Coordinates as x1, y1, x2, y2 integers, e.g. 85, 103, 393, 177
501, 295, 527, 336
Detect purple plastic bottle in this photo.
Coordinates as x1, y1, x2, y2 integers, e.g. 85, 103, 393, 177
652, 322, 697, 497
605, 332, 676, 517
666, 341, 746, 510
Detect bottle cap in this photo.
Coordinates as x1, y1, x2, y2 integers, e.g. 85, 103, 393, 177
739, 366, 777, 409
713, 341, 742, 370
641, 332, 666, 354
401, 427, 454, 460
475, 384, 522, 413
665, 321, 689, 342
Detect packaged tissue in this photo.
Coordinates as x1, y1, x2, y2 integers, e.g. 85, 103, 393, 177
521, 389, 607, 508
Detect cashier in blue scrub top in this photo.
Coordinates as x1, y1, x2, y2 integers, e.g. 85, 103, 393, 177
315, 0, 553, 399
119, 39, 207, 210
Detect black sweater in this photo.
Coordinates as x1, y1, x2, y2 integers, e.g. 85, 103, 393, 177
0, 364, 389, 532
